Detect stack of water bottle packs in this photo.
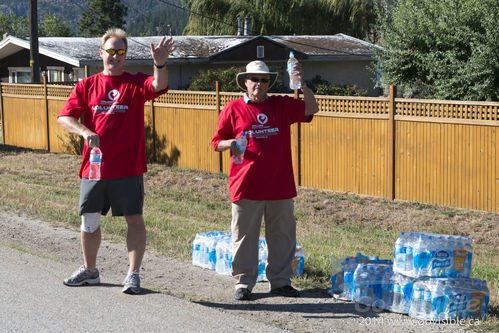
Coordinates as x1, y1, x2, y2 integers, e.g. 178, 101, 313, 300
328, 232, 489, 321
192, 230, 304, 282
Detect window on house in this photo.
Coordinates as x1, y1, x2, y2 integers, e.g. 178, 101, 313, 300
47, 67, 64, 82
8, 68, 31, 83
257, 45, 264, 58
73, 68, 86, 81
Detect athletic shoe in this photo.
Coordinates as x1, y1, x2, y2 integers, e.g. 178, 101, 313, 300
122, 271, 141, 295
63, 265, 100, 286
270, 285, 299, 297
235, 288, 251, 301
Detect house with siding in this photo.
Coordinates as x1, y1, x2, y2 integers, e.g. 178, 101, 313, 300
0, 33, 380, 95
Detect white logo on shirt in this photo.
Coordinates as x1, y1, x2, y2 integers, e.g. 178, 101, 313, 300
257, 113, 268, 125
92, 89, 128, 115
108, 89, 120, 101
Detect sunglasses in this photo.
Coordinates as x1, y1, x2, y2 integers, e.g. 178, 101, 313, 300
102, 48, 126, 56
247, 77, 270, 83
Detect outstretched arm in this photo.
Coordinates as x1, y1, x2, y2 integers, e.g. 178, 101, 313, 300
293, 62, 319, 116
150, 36, 176, 93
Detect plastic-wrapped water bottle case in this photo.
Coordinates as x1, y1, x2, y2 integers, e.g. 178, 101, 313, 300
328, 233, 489, 321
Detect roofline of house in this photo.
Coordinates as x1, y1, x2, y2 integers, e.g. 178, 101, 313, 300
0, 35, 81, 67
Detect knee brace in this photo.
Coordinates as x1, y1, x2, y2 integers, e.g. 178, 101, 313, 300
81, 212, 101, 233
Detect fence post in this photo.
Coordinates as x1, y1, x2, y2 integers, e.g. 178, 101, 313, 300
388, 85, 397, 200
294, 89, 301, 186
216, 81, 223, 173
43, 74, 50, 151
151, 98, 156, 162
0, 83, 4, 144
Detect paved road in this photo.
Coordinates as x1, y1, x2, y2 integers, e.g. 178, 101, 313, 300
0, 246, 285, 333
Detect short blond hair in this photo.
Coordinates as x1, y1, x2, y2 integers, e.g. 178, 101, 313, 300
100, 28, 128, 50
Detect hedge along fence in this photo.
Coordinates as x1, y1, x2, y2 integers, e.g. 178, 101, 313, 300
0, 82, 498, 213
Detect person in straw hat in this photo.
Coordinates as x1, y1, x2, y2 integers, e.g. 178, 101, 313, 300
211, 59, 318, 301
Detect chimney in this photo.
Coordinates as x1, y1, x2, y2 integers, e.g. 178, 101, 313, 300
237, 17, 243, 36
244, 16, 252, 36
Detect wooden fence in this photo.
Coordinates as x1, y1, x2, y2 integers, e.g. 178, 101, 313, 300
1, 82, 497, 213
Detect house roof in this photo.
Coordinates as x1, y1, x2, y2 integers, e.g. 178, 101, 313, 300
0, 33, 375, 67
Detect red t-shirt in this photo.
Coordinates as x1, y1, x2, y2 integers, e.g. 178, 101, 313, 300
212, 95, 312, 202
58, 72, 168, 179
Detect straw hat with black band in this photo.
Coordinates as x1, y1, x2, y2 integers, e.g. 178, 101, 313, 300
236, 61, 278, 91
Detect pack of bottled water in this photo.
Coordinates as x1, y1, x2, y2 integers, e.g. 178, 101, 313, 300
192, 231, 231, 270
328, 253, 396, 303
329, 234, 489, 321
409, 277, 489, 321
393, 232, 472, 278
192, 231, 305, 281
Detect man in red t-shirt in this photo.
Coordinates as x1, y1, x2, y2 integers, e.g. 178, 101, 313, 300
58, 28, 175, 294
212, 60, 318, 301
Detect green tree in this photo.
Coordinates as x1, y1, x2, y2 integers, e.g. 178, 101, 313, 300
39, 13, 73, 37
181, 0, 376, 40
374, 0, 499, 101
79, 0, 128, 37
0, 12, 29, 37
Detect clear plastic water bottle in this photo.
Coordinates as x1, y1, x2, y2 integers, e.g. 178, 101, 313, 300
89, 147, 102, 180
381, 266, 394, 310
423, 284, 432, 316
257, 237, 268, 282
293, 244, 305, 276
394, 232, 407, 273
231, 131, 248, 165
405, 233, 415, 274
192, 233, 201, 266
287, 51, 301, 90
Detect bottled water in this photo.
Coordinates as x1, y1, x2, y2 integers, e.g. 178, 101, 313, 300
257, 237, 268, 282
390, 273, 415, 314
292, 244, 305, 276
412, 283, 425, 314
409, 277, 489, 321
89, 147, 102, 180
394, 232, 409, 273
231, 131, 248, 165
353, 264, 372, 305
423, 285, 432, 315
405, 233, 416, 273
192, 233, 202, 266
215, 235, 232, 276
381, 266, 394, 310
328, 253, 393, 302
401, 232, 472, 278
195, 231, 305, 280
287, 51, 301, 90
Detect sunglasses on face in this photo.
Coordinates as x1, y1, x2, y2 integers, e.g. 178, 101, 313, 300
247, 77, 270, 83
102, 48, 126, 56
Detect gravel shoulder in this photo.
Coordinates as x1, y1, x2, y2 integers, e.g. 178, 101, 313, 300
0, 211, 480, 333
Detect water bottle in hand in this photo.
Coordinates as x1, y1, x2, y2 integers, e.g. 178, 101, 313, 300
287, 51, 301, 90
89, 147, 102, 181
232, 131, 248, 165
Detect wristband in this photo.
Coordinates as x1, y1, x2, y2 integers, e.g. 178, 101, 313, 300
154, 62, 166, 69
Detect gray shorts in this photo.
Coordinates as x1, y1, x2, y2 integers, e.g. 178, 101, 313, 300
78, 175, 144, 216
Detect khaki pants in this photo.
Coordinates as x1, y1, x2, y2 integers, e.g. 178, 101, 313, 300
231, 199, 296, 291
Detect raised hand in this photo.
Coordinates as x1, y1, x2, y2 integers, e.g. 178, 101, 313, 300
150, 36, 176, 67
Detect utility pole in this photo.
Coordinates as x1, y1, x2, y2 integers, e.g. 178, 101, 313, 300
29, 0, 40, 83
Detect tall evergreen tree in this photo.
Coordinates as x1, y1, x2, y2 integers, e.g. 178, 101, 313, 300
79, 0, 128, 37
